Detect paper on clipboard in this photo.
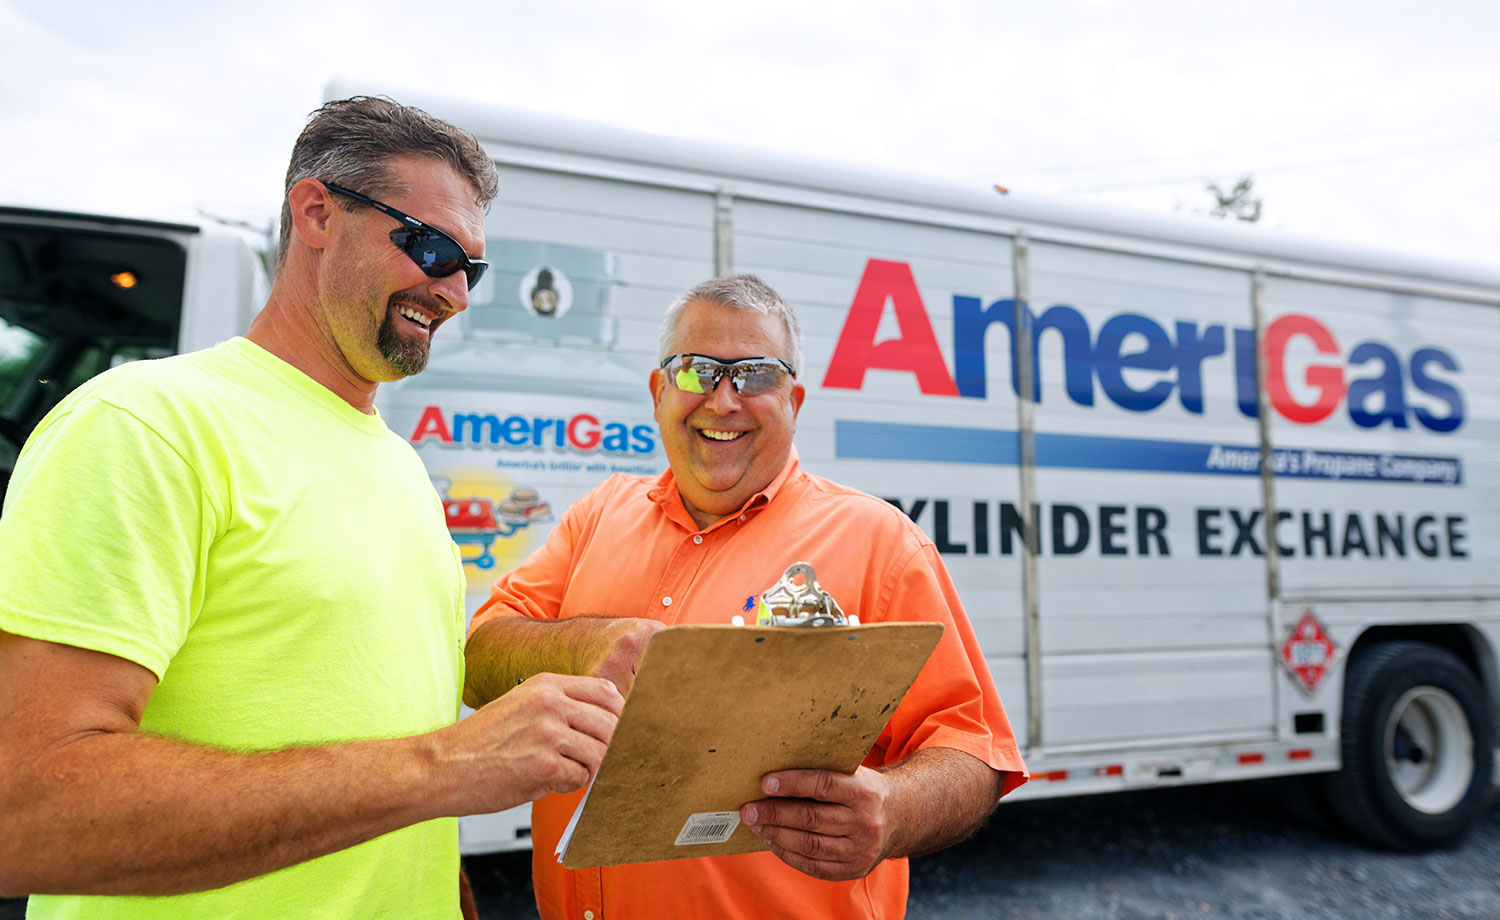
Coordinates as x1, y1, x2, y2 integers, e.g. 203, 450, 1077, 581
554, 620, 944, 868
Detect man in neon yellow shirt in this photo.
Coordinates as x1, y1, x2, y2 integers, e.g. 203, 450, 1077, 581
0, 97, 623, 919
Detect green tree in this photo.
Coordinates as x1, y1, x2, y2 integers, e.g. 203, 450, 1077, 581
1206, 174, 1263, 223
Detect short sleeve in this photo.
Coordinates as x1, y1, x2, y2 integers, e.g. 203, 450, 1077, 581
469, 490, 589, 633
870, 544, 1028, 796
0, 397, 215, 679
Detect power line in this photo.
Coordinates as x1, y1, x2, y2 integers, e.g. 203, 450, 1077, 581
1000, 109, 1500, 178
1057, 135, 1500, 195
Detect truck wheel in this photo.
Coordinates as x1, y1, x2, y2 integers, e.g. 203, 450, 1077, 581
1323, 641, 1492, 850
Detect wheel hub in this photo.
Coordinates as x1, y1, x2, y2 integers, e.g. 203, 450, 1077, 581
1383, 685, 1473, 815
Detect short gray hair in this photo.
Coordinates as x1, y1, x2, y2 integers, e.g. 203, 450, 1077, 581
275, 96, 499, 270
658, 274, 804, 374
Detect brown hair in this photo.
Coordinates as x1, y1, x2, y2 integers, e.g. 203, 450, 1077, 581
275, 95, 499, 269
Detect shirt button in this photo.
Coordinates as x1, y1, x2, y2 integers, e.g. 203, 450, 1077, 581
584, 912, 595, 920
662, 596, 673, 607
738, 514, 747, 522
693, 535, 703, 545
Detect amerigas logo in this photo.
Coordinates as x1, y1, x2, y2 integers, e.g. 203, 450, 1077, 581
822, 259, 1464, 433
823, 259, 1465, 488
409, 406, 658, 456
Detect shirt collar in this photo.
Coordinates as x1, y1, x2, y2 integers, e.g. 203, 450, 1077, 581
649, 446, 802, 533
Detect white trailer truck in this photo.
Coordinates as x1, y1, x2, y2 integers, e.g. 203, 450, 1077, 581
4, 86, 1497, 855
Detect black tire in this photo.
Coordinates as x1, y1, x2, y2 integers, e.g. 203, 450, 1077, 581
1323, 641, 1493, 850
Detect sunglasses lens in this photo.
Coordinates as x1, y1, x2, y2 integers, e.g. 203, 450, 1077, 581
397, 229, 464, 274
671, 360, 717, 394
735, 363, 788, 395
391, 229, 485, 290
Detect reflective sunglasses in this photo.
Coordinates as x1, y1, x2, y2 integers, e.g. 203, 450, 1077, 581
659, 353, 797, 397
323, 182, 489, 290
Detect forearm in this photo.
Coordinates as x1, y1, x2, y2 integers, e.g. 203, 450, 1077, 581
0, 728, 451, 897
0, 633, 621, 899
464, 615, 662, 707
464, 617, 589, 707
876, 747, 1003, 859
460, 865, 478, 920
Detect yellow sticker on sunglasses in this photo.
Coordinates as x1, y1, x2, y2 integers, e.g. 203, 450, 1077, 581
675, 367, 706, 394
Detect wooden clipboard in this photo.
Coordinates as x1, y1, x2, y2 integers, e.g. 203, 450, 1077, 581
556, 620, 944, 868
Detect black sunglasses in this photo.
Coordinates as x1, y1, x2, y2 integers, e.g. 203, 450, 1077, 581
323, 182, 489, 290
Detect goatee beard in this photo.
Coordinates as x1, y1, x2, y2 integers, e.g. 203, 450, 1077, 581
378, 311, 430, 376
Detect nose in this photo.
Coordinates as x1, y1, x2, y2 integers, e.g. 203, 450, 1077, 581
429, 269, 470, 314
701, 373, 744, 412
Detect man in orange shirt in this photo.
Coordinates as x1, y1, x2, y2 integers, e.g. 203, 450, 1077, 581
464, 274, 1027, 920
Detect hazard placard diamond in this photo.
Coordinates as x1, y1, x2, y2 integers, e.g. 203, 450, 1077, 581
1279, 609, 1338, 695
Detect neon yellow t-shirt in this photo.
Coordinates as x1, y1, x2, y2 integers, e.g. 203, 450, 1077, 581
0, 337, 466, 919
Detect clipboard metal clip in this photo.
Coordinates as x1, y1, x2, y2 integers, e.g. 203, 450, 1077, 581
750, 561, 857, 628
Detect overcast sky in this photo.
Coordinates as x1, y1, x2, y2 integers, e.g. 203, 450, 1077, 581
3, 0, 1497, 272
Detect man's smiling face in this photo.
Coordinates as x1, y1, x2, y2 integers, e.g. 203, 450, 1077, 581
650, 299, 805, 530
322, 156, 485, 383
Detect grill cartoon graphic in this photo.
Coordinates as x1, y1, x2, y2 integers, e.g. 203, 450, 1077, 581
436, 479, 554, 569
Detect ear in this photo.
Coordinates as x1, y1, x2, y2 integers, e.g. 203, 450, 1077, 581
286, 178, 338, 252
789, 382, 806, 420
648, 367, 666, 406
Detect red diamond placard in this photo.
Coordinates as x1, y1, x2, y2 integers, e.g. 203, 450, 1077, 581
1279, 609, 1338, 695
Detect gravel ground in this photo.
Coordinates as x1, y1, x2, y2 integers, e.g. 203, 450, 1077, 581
904, 779, 1500, 920
6, 779, 1497, 918
456, 779, 1500, 919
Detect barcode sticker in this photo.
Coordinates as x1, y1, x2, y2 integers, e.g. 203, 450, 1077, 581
674, 811, 741, 846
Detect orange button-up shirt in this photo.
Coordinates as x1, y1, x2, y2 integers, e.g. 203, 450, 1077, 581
471, 450, 1026, 920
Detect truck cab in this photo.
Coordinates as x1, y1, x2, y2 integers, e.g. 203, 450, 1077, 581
0, 208, 267, 500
